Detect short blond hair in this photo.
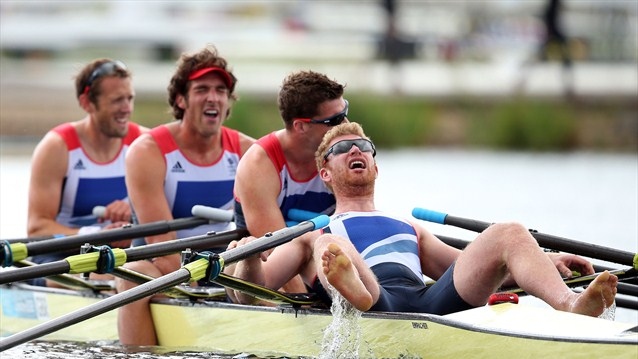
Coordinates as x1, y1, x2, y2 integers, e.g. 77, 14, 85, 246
315, 122, 371, 172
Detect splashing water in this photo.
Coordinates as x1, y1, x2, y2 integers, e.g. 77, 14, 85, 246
318, 286, 364, 359
598, 300, 616, 321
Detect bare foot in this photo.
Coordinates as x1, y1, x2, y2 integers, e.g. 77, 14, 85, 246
322, 243, 373, 311
569, 271, 618, 317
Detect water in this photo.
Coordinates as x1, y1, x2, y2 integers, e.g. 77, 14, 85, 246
1, 144, 637, 358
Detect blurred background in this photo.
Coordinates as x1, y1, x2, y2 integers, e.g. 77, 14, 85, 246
1, 0, 637, 151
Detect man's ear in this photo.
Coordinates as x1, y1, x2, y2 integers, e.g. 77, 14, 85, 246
176, 94, 186, 109
78, 93, 94, 112
320, 167, 331, 183
292, 119, 308, 133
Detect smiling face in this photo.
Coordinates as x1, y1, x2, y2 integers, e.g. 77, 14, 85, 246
178, 72, 231, 137
91, 76, 134, 138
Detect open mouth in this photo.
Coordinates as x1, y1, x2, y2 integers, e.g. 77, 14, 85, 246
204, 109, 219, 118
349, 160, 366, 169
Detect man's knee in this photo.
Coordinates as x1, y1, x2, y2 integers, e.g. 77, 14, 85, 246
482, 222, 532, 246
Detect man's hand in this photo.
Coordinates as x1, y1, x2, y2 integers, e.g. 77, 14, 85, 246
99, 200, 132, 223
549, 252, 595, 278
227, 236, 272, 261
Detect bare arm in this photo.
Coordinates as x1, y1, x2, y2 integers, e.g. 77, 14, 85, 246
412, 220, 461, 281
228, 233, 314, 305
125, 134, 180, 275
235, 144, 287, 237
230, 144, 306, 302
27, 132, 75, 236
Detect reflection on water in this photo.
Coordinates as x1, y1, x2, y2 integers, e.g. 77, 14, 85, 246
0, 340, 249, 359
1, 145, 637, 358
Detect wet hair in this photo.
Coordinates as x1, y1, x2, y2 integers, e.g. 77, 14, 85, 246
167, 45, 238, 120
315, 122, 371, 172
75, 58, 131, 103
278, 70, 345, 128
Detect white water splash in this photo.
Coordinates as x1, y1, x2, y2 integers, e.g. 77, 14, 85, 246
318, 286, 365, 359
598, 300, 616, 321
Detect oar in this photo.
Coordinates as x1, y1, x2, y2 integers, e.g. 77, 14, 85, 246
1, 206, 233, 267
3, 206, 109, 244
413, 207, 638, 269
287, 208, 328, 226
438, 233, 636, 279
113, 265, 317, 305
0, 228, 247, 285
0, 215, 329, 352
502, 268, 638, 310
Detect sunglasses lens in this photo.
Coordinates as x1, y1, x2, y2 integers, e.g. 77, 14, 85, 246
327, 113, 346, 126
325, 139, 375, 161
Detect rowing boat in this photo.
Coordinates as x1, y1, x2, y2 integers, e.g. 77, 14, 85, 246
2, 212, 637, 357
1, 282, 636, 358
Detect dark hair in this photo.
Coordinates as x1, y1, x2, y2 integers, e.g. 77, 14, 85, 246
75, 59, 131, 103
167, 45, 238, 120
278, 71, 345, 128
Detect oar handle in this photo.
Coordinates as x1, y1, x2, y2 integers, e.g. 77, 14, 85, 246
191, 205, 234, 222
286, 209, 326, 227
412, 207, 638, 269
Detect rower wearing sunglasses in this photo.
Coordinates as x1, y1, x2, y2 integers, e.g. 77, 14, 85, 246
230, 122, 617, 319
27, 59, 149, 286
227, 70, 348, 303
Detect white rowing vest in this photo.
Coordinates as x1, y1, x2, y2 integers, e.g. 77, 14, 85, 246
151, 125, 241, 239
256, 132, 335, 221
54, 122, 142, 227
326, 211, 424, 283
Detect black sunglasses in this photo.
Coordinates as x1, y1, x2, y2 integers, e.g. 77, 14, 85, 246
323, 138, 376, 162
83, 60, 127, 94
296, 99, 349, 127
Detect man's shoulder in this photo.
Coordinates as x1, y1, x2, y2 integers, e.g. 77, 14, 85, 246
237, 142, 272, 172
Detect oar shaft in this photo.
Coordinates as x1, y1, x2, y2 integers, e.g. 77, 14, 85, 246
25, 217, 209, 256
0, 261, 71, 284
220, 221, 318, 264
5, 235, 52, 244
0, 268, 191, 352
413, 208, 636, 268
0, 229, 247, 285
124, 229, 248, 262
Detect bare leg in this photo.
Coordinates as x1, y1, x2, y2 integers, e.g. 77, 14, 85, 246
322, 243, 373, 311
453, 222, 617, 317
115, 260, 161, 346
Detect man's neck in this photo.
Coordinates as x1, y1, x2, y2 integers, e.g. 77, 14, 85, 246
334, 195, 376, 214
